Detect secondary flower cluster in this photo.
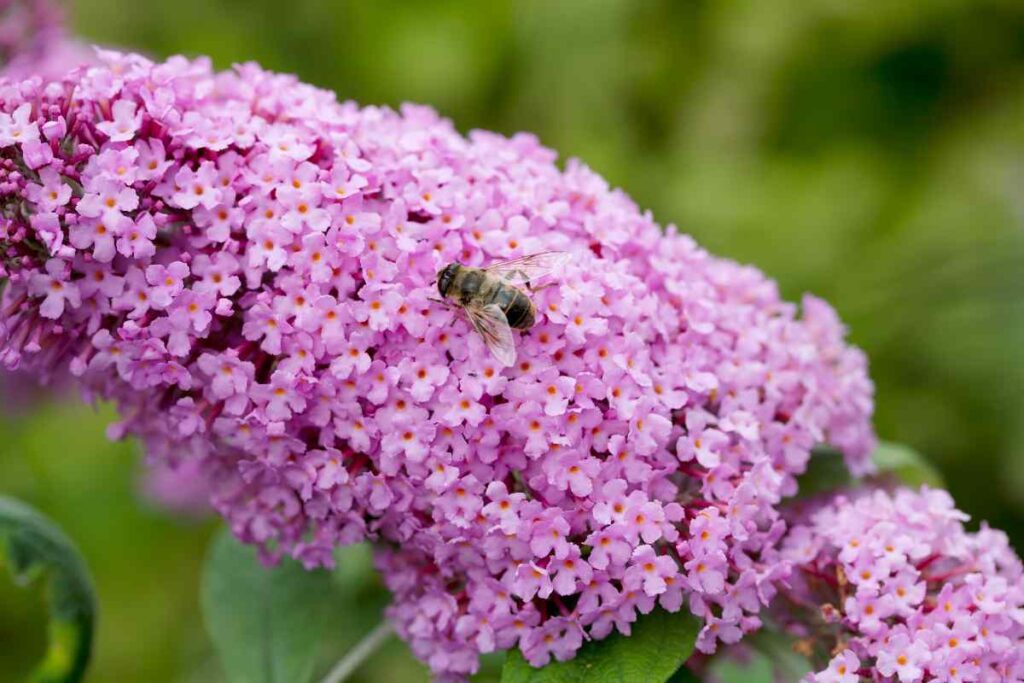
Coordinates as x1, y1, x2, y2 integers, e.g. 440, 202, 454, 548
0, 1, 94, 404
0, 52, 875, 677
780, 487, 1024, 682
0, 0, 92, 80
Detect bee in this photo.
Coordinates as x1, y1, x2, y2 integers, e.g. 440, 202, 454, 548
436, 251, 569, 367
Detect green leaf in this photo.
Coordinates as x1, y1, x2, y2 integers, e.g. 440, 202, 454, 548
0, 495, 96, 683
712, 655, 775, 683
331, 541, 376, 594
709, 629, 813, 683
871, 441, 944, 488
665, 665, 701, 682
747, 629, 813, 681
501, 608, 701, 683
798, 446, 853, 497
802, 440, 944, 497
201, 527, 333, 683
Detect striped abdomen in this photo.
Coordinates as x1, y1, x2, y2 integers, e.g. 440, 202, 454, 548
449, 266, 536, 330
483, 278, 536, 330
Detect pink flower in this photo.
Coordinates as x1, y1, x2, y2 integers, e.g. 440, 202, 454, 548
69, 213, 129, 263
520, 369, 576, 417
242, 301, 293, 355
677, 425, 729, 469
322, 165, 367, 201
30, 258, 79, 319
134, 138, 173, 181
96, 99, 142, 142
529, 511, 572, 559
253, 370, 307, 422
623, 545, 677, 597
144, 261, 189, 309
88, 146, 141, 186
437, 384, 487, 427
170, 163, 221, 210
279, 185, 329, 234
813, 650, 860, 683
592, 479, 631, 526
551, 546, 593, 596
398, 351, 450, 402
545, 451, 600, 497
117, 214, 157, 260
192, 252, 241, 297
481, 481, 526, 534
512, 562, 553, 602
77, 179, 139, 218
381, 422, 436, 465
585, 527, 632, 571
520, 618, 582, 668
197, 352, 253, 405
876, 632, 928, 682
0, 103, 39, 146
26, 167, 71, 211
684, 552, 727, 595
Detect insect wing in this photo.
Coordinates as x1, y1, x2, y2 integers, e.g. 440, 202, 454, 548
483, 251, 570, 286
466, 302, 517, 367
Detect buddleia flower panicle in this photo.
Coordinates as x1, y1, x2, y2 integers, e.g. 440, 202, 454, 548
781, 487, 1024, 682
0, 51, 876, 677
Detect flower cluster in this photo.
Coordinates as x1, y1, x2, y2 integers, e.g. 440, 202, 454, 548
0, 1, 95, 405
0, 0, 92, 80
0, 52, 875, 677
780, 487, 1024, 682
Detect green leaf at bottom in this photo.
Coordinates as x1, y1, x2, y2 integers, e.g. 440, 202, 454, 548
0, 495, 97, 683
201, 528, 333, 683
502, 608, 700, 683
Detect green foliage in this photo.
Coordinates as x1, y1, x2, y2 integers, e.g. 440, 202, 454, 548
712, 630, 813, 683
664, 667, 700, 683
801, 440, 945, 498
0, 495, 96, 683
710, 657, 775, 683
799, 447, 858, 498
501, 608, 700, 683
871, 442, 944, 488
0, 401, 217, 682
200, 528, 333, 683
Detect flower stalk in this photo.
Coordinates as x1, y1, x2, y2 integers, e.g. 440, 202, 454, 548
320, 622, 392, 683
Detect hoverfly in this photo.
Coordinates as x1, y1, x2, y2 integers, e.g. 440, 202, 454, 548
435, 251, 569, 367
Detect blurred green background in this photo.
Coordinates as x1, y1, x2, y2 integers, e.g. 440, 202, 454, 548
1, 0, 1023, 680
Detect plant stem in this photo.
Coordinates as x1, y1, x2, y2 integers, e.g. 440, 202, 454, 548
319, 621, 392, 683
